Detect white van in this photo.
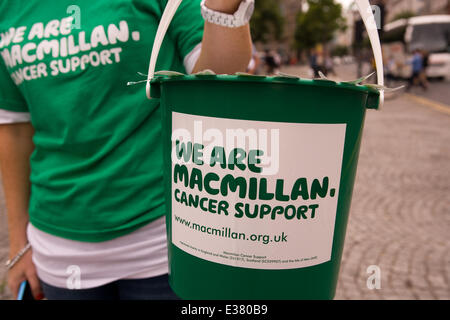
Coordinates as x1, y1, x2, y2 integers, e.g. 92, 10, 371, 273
383, 15, 450, 80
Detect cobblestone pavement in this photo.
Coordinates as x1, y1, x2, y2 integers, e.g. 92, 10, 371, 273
0, 76, 449, 300
334, 93, 450, 300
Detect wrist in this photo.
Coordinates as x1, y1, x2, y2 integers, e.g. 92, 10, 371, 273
204, 0, 242, 14
9, 244, 28, 260
6, 243, 31, 270
9, 234, 29, 259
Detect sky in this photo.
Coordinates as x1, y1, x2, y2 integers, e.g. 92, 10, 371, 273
336, 0, 355, 9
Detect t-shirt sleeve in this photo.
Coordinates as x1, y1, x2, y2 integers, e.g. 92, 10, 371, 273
0, 57, 28, 113
163, 0, 204, 61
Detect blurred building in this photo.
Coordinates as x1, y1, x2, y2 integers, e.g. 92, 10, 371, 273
335, 6, 357, 48
279, 0, 304, 41
278, 0, 304, 53
385, 0, 450, 22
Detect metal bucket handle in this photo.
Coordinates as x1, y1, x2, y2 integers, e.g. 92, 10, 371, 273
146, 0, 384, 107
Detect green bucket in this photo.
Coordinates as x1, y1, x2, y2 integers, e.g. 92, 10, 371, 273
151, 75, 379, 299
146, 0, 385, 300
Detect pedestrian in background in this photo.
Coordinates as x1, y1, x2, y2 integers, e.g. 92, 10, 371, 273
407, 49, 427, 91
419, 49, 430, 89
385, 55, 397, 87
325, 54, 336, 77
264, 49, 281, 75
309, 50, 319, 78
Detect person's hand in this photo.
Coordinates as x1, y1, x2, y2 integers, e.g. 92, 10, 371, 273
7, 249, 44, 300
204, 0, 243, 14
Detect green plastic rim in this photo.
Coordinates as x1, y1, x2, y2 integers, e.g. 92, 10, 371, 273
150, 74, 380, 109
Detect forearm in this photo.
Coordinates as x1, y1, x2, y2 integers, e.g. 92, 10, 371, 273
192, 0, 252, 74
0, 123, 34, 254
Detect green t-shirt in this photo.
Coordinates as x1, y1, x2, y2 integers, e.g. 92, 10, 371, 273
0, 0, 203, 241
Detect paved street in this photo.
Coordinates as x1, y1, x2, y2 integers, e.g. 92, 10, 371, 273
0, 68, 449, 300
334, 92, 450, 300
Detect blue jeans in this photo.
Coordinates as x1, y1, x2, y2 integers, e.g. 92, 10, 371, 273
41, 274, 179, 300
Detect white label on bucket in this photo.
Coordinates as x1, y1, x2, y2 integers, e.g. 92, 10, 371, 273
171, 112, 346, 270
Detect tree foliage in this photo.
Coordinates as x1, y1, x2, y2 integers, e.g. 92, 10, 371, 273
295, 0, 346, 49
331, 44, 349, 57
250, 0, 285, 43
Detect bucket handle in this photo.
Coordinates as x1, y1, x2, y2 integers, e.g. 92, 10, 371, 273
146, 0, 384, 107
354, 0, 385, 108
146, 0, 182, 99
